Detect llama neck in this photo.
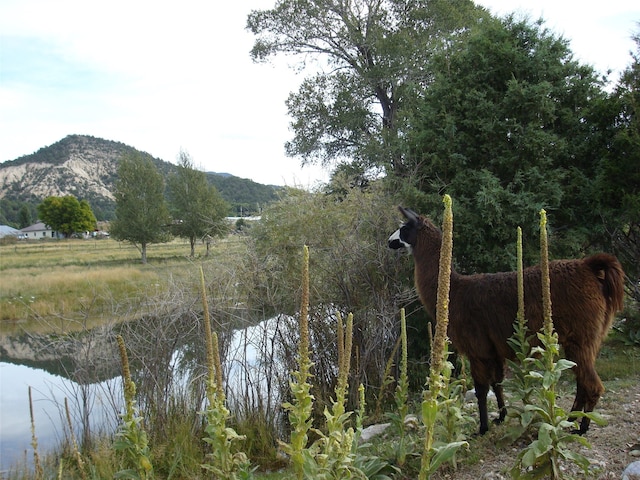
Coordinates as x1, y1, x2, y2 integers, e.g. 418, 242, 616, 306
412, 227, 449, 317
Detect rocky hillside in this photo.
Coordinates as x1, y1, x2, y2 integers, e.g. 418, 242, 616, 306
0, 135, 279, 224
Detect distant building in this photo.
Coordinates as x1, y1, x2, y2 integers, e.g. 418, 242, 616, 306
0, 225, 21, 238
20, 222, 58, 239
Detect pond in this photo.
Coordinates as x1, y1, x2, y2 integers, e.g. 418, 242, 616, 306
0, 315, 289, 472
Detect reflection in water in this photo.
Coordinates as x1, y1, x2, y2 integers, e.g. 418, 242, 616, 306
0, 315, 288, 471
0, 362, 121, 471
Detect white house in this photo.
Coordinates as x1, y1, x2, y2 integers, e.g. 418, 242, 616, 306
20, 222, 58, 239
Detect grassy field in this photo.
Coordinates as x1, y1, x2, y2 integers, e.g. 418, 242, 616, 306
0, 236, 247, 334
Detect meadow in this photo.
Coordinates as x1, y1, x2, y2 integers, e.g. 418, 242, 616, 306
0, 236, 246, 334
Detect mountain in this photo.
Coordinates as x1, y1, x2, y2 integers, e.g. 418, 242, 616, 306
0, 135, 281, 225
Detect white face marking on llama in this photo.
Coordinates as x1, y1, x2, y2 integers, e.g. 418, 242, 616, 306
388, 228, 412, 254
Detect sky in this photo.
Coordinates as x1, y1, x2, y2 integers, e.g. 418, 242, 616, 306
1, 1, 638, 187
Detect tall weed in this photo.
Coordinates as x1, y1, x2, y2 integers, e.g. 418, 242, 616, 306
199, 266, 252, 479
113, 335, 153, 480
419, 195, 468, 480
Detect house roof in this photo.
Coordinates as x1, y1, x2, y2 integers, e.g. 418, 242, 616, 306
0, 225, 21, 237
20, 222, 52, 233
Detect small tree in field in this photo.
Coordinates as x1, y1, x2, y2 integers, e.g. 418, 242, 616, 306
110, 152, 171, 264
37, 195, 96, 238
166, 150, 229, 257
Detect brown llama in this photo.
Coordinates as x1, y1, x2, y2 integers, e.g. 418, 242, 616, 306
388, 206, 625, 435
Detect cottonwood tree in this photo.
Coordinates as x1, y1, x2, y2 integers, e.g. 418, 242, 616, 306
403, 15, 610, 273
37, 195, 97, 237
110, 152, 171, 264
247, 0, 488, 177
166, 150, 229, 257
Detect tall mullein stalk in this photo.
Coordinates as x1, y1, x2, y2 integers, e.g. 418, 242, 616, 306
396, 308, 409, 420
517, 227, 525, 331
419, 195, 467, 480
336, 312, 353, 403
29, 386, 44, 480
281, 245, 315, 480
321, 312, 357, 468
538, 210, 562, 472
539, 211, 553, 341
510, 210, 594, 479
199, 266, 223, 395
394, 308, 410, 466
199, 266, 249, 478
420, 194, 453, 479
114, 334, 153, 479
356, 383, 366, 433
117, 335, 136, 422
502, 227, 538, 445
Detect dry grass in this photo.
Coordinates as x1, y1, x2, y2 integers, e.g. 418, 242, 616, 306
0, 236, 247, 333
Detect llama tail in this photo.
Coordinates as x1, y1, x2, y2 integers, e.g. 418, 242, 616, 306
584, 253, 625, 314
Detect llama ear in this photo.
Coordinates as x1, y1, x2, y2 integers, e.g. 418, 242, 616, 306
398, 206, 420, 224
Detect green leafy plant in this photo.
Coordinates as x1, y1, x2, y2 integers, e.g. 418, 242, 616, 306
279, 245, 316, 479
306, 312, 369, 479
280, 247, 383, 479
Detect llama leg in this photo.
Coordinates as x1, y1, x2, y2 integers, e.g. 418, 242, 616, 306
492, 360, 507, 424
474, 382, 491, 435
576, 367, 604, 435
492, 382, 507, 425
570, 381, 587, 414
566, 348, 605, 434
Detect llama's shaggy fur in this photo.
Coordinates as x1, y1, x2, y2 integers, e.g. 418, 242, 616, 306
389, 206, 625, 435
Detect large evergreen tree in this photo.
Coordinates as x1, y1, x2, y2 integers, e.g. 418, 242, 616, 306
166, 151, 229, 257
110, 152, 171, 264
403, 16, 608, 272
595, 30, 640, 299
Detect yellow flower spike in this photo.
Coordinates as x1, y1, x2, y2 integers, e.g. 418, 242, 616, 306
539, 209, 553, 338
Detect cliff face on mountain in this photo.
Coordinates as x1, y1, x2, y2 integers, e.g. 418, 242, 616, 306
0, 135, 163, 220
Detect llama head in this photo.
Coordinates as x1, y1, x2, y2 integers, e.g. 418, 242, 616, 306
388, 206, 421, 254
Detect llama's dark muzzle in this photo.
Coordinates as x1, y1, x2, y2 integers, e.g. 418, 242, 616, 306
388, 229, 404, 250
388, 238, 402, 249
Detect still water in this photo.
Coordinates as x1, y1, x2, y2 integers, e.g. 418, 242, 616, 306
0, 363, 119, 470
0, 316, 284, 471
